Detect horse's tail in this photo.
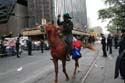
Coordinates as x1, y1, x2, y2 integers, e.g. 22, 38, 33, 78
82, 43, 96, 51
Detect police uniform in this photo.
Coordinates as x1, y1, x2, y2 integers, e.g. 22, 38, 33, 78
101, 34, 107, 57
115, 29, 125, 81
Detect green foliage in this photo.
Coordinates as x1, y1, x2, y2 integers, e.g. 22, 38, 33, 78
107, 24, 117, 33
104, 0, 122, 5
98, 7, 114, 20
98, 0, 125, 31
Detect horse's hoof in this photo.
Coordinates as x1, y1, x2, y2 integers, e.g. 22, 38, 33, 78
66, 78, 69, 81
78, 70, 81, 73
54, 80, 58, 83
54, 82, 58, 83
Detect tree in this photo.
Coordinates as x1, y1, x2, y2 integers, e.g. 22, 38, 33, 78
107, 24, 117, 33
98, 0, 125, 31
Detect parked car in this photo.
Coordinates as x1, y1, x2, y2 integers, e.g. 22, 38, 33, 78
43, 40, 50, 50
19, 37, 28, 50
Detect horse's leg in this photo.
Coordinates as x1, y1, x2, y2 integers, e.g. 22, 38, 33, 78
62, 60, 69, 81
72, 58, 79, 79
77, 59, 80, 73
53, 58, 58, 83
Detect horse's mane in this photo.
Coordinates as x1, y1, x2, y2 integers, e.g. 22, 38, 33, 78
45, 23, 65, 47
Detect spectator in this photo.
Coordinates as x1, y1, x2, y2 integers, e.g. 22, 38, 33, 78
40, 39, 44, 53
16, 37, 20, 58
27, 37, 32, 55
101, 33, 107, 57
107, 34, 113, 54
114, 34, 119, 49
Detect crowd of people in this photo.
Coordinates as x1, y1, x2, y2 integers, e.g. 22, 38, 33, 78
100, 30, 125, 82
0, 35, 47, 58
101, 33, 120, 57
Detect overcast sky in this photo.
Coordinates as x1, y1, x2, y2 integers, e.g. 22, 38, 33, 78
86, 0, 110, 33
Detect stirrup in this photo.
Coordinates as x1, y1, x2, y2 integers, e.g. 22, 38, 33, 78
66, 55, 70, 61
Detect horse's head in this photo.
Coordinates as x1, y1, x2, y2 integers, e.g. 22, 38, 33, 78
44, 23, 57, 34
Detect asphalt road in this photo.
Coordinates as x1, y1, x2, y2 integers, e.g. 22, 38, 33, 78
34, 49, 98, 83
0, 46, 97, 83
0, 50, 52, 83
0, 42, 122, 83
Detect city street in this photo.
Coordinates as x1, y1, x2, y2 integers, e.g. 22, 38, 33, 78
0, 50, 52, 83
0, 42, 123, 83
0, 0, 125, 83
0, 43, 97, 83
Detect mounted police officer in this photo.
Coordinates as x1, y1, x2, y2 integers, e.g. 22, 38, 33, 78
57, 13, 73, 61
115, 29, 125, 82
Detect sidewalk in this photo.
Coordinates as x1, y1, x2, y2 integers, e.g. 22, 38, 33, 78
85, 47, 124, 83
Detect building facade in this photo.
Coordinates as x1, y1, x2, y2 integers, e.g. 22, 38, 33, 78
8, 2, 28, 36
0, 0, 54, 36
0, 0, 28, 36
0, 1, 9, 34
54, 0, 87, 31
27, 0, 54, 27
0, 0, 87, 36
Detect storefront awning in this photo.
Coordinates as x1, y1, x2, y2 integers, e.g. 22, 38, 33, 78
72, 30, 89, 36
22, 27, 89, 36
22, 29, 45, 36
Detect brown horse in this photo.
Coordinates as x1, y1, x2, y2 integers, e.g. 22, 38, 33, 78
44, 23, 88, 83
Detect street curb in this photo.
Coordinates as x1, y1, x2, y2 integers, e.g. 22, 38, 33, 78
80, 50, 100, 83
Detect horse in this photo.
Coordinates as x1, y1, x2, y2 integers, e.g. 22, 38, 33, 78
44, 23, 94, 83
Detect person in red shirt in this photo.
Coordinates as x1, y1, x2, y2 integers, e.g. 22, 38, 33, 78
72, 37, 81, 50
71, 37, 82, 59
